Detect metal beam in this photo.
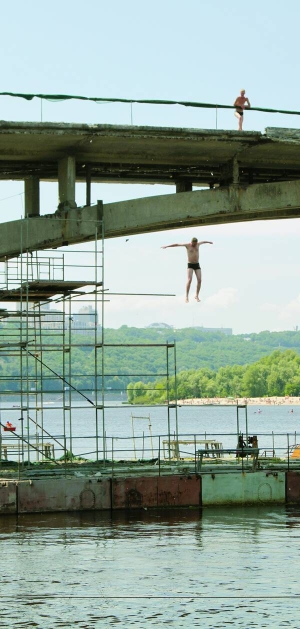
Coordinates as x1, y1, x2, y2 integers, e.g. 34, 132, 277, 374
0, 180, 300, 259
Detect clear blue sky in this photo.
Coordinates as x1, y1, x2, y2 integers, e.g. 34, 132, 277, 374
0, 0, 300, 334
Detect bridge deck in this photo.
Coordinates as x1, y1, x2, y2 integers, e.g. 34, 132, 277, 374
0, 122, 300, 186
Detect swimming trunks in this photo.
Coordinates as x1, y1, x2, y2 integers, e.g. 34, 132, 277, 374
235, 108, 243, 116
188, 263, 201, 270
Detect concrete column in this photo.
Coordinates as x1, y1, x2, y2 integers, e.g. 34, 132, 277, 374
97, 200, 103, 221
176, 181, 192, 193
86, 165, 91, 206
220, 156, 239, 186
58, 156, 77, 210
232, 156, 239, 185
24, 176, 40, 218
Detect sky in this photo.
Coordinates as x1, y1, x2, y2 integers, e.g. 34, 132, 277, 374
0, 0, 300, 334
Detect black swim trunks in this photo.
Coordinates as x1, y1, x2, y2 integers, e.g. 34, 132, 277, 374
235, 108, 243, 116
188, 263, 201, 270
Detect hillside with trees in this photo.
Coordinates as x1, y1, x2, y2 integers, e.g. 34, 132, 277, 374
1, 323, 300, 393
127, 350, 300, 404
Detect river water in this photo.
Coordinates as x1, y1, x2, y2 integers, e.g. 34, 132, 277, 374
1, 404, 300, 627
1, 506, 300, 628
2, 401, 300, 460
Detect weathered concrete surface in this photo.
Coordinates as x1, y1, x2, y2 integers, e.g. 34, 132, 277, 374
0, 123, 300, 257
58, 156, 77, 209
25, 176, 40, 217
0, 470, 295, 514
112, 476, 158, 509
286, 471, 300, 503
157, 475, 200, 507
0, 178, 300, 259
0, 204, 102, 261
103, 178, 300, 237
18, 478, 111, 513
0, 122, 300, 186
112, 475, 201, 509
201, 471, 285, 505
0, 481, 17, 513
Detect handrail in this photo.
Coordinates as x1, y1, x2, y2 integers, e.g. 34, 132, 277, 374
0, 91, 299, 117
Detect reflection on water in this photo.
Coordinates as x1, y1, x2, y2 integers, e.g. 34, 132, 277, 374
0, 505, 300, 627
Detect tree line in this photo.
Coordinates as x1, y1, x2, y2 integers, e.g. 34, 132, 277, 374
1, 323, 300, 393
127, 350, 300, 403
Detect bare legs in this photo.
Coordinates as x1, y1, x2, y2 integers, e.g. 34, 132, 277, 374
234, 111, 243, 131
195, 268, 202, 301
185, 268, 193, 302
186, 268, 202, 302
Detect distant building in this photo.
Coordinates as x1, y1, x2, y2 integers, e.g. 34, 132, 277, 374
146, 322, 174, 329
43, 309, 64, 329
193, 326, 232, 336
146, 323, 232, 335
72, 305, 97, 333
27, 302, 64, 329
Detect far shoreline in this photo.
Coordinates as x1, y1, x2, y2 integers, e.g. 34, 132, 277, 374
176, 396, 300, 406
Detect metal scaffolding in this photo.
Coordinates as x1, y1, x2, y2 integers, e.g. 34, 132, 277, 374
0, 215, 178, 471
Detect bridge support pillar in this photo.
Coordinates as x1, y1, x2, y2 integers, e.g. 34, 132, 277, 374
232, 156, 239, 185
220, 156, 239, 186
176, 181, 193, 193
58, 156, 77, 211
86, 164, 91, 206
25, 176, 40, 218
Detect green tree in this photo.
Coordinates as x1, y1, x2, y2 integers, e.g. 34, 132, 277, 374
127, 382, 134, 403
242, 364, 268, 397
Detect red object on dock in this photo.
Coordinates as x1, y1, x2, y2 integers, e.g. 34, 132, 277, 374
3, 422, 16, 431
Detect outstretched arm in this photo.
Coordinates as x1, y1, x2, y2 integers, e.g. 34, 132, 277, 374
161, 243, 187, 249
198, 241, 213, 245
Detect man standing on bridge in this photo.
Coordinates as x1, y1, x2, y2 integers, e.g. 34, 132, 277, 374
161, 237, 213, 302
234, 89, 251, 131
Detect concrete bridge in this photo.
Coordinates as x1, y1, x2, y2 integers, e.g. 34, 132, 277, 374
1, 121, 300, 258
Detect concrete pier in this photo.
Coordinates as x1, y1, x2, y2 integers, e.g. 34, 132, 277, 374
0, 469, 299, 514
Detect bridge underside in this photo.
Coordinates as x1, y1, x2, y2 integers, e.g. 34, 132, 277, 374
0, 122, 300, 186
1, 178, 300, 260
0, 122, 300, 258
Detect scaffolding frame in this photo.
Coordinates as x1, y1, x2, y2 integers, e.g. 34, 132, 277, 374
0, 215, 179, 472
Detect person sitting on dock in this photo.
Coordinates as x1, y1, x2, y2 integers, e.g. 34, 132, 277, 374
234, 89, 251, 131
161, 237, 213, 302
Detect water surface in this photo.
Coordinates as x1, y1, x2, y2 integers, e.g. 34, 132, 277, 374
1, 506, 299, 627
2, 402, 299, 460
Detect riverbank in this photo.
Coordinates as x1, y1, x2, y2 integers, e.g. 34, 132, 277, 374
177, 396, 300, 406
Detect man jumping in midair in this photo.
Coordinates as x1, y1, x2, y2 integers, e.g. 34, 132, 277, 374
161, 237, 213, 302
